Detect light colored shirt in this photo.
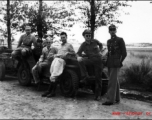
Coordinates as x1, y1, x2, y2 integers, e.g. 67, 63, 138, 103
57, 42, 75, 57
40, 46, 58, 62
17, 33, 37, 48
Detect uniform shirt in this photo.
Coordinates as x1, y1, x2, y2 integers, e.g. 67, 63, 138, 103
40, 46, 58, 62
77, 39, 103, 58
17, 33, 37, 48
58, 42, 75, 56
107, 35, 127, 67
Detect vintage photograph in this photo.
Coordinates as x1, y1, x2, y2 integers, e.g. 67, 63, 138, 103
0, 0, 152, 119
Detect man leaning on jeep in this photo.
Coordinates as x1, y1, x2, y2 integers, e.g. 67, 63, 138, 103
77, 29, 103, 101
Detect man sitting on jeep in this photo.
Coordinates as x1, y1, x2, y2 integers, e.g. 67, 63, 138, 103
11, 25, 37, 60
77, 29, 103, 101
42, 32, 76, 98
32, 37, 58, 85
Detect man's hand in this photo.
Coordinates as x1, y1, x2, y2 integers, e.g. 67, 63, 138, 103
54, 54, 62, 58
77, 56, 83, 61
38, 59, 43, 63
65, 52, 69, 56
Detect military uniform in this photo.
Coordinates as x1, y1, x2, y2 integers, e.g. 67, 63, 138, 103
12, 33, 37, 59
77, 39, 103, 100
105, 35, 127, 104
32, 46, 58, 84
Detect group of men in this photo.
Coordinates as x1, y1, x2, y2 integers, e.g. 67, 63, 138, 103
11, 24, 127, 106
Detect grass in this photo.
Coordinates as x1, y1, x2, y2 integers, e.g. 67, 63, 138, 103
120, 48, 152, 92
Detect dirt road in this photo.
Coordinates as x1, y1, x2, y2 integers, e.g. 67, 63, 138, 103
0, 76, 152, 119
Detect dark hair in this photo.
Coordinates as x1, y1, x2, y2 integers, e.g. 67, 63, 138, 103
60, 32, 67, 37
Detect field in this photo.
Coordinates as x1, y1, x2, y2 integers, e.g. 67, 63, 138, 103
119, 47, 152, 91
123, 48, 152, 68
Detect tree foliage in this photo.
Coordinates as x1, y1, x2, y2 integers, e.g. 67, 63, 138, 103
0, 1, 79, 39
74, 0, 130, 31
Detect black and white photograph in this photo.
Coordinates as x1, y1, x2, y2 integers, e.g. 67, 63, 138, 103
0, 0, 152, 119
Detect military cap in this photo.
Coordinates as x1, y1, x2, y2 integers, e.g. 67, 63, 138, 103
82, 29, 91, 36
109, 24, 116, 31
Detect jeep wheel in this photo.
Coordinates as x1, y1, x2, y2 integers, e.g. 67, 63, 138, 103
0, 61, 5, 81
18, 64, 31, 86
60, 69, 79, 97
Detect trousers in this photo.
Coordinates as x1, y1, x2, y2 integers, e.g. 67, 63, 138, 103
11, 46, 31, 60
106, 68, 120, 103
78, 56, 103, 97
32, 60, 51, 83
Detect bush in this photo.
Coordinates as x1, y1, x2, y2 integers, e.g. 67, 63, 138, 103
122, 59, 152, 90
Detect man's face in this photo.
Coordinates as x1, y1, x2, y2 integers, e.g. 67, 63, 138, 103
60, 35, 67, 43
84, 34, 91, 42
109, 28, 116, 36
25, 28, 31, 35
46, 40, 53, 48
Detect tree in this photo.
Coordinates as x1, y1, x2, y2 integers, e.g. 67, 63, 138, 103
0, 0, 28, 48
7, 0, 11, 49
8, 1, 79, 38
73, 0, 130, 39
37, 0, 43, 39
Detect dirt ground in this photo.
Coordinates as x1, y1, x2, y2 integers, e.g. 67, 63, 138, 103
0, 76, 152, 119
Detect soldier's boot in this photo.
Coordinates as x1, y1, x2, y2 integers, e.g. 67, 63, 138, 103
94, 88, 101, 101
47, 82, 57, 97
41, 83, 53, 97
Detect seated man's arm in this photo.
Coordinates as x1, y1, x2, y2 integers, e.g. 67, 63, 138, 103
38, 48, 45, 62
77, 43, 84, 57
67, 44, 75, 55
32, 36, 37, 48
47, 47, 58, 60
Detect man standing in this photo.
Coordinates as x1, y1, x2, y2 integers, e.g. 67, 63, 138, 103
77, 29, 103, 101
42, 32, 76, 97
102, 24, 127, 105
32, 37, 58, 85
12, 25, 37, 59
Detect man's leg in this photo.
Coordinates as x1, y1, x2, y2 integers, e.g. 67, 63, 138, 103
115, 79, 120, 103
91, 57, 103, 101
32, 64, 40, 84
21, 47, 32, 58
94, 67, 102, 101
77, 58, 93, 81
102, 68, 120, 105
41, 61, 54, 97
11, 48, 22, 60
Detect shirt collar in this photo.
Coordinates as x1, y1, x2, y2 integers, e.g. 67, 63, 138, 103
84, 40, 94, 45
26, 33, 31, 36
61, 42, 67, 46
111, 35, 117, 39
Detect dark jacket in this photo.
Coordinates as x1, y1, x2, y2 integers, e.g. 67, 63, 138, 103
107, 35, 127, 68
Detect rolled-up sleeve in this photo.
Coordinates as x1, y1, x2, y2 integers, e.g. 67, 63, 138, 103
77, 43, 84, 56
68, 44, 75, 54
